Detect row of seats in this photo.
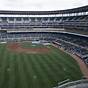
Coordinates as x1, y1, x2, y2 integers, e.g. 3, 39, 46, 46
55, 39, 88, 65
0, 15, 88, 30
0, 16, 88, 22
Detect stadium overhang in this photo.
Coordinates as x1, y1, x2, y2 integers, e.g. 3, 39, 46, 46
0, 5, 88, 15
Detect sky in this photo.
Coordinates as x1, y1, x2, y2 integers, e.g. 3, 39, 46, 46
0, 0, 88, 11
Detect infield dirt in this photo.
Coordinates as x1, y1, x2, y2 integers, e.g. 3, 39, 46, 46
7, 43, 50, 54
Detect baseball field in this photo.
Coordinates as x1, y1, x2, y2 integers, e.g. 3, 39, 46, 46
0, 42, 83, 88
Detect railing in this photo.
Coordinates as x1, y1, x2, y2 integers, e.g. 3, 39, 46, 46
54, 79, 88, 88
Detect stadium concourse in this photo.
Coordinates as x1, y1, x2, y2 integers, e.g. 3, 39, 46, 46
0, 5, 88, 88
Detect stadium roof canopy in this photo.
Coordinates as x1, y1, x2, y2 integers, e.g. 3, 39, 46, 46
0, 5, 88, 15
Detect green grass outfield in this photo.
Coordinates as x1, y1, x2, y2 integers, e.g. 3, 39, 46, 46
0, 43, 83, 88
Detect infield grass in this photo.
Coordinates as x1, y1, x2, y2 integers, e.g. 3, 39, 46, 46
0, 43, 83, 88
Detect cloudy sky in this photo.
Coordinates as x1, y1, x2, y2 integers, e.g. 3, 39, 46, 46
0, 0, 88, 11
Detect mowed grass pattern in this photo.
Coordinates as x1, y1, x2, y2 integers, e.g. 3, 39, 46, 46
0, 43, 83, 88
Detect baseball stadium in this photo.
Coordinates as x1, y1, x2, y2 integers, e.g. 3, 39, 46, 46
0, 2, 88, 88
